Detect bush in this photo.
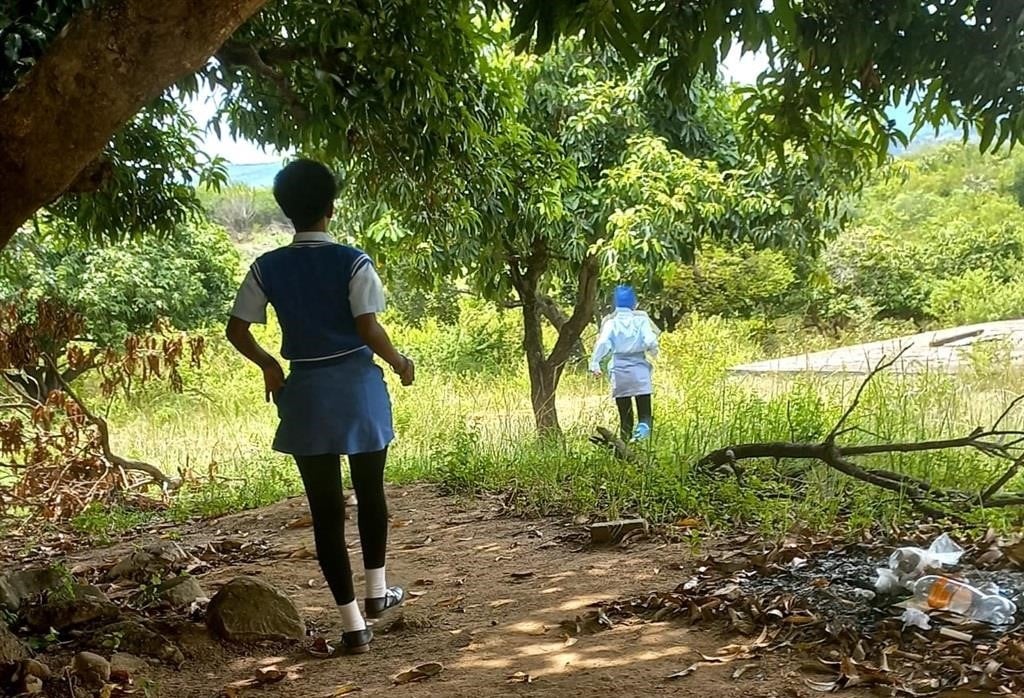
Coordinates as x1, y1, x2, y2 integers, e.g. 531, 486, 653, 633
649, 244, 798, 329
388, 297, 521, 374
926, 270, 1024, 326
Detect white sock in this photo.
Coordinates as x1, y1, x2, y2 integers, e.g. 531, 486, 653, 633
365, 567, 387, 599
338, 600, 366, 632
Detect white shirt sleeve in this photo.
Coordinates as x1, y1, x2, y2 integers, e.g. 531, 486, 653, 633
589, 318, 614, 373
349, 260, 386, 317
230, 268, 268, 324
642, 316, 660, 358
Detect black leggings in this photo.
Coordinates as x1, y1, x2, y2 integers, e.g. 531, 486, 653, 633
294, 449, 389, 606
615, 394, 652, 441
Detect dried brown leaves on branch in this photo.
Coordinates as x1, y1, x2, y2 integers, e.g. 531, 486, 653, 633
0, 298, 204, 521
696, 347, 1024, 519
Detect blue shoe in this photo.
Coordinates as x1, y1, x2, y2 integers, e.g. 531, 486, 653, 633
632, 422, 651, 442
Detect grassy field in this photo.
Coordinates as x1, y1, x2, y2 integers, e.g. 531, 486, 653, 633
82, 311, 1024, 540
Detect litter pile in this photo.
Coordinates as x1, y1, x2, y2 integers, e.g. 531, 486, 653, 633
604, 527, 1024, 694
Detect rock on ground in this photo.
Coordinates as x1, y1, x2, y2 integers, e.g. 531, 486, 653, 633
22, 584, 119, 632
0, 623, 28, 664
107, 540, 196, 583
156, 575, 207, 609
206, 576, 305, 643
0, 567, 70, 611
71, 652, 110, 688
110, 652, 149, 681
91, 620, 185, 666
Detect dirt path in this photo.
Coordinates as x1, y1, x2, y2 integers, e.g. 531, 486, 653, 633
53, 486, 866, 698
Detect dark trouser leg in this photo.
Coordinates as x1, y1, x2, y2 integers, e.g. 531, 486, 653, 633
615, 397, 635, 441
349, 448, 388, 571
294, 454, 354, 605
635, 394, 653, 429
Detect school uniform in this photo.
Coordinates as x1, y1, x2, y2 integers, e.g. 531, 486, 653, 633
589, 308, 660, 399
230, 231, 393, 456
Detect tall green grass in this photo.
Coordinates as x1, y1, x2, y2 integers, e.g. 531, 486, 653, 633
96, 314, 1024, 537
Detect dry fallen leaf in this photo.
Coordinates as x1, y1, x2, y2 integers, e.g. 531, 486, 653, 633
288, 545, 317, 560
732, 663, 759, 679
286, 515, 314, 529
510, 570, 536, 580
324, 684, 360, 696
667, 663, 705, 679
255, 666, 286, 684
507, 671, 535, 684
393, 662, 445, 685
490, 599, 516, 609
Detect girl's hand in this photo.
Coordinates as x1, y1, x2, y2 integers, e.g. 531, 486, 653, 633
262, 362, 286, 402
397, 356, 416, 387
591, 369, 602, 378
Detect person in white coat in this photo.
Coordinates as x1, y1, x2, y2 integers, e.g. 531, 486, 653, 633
589, 285, 660, 441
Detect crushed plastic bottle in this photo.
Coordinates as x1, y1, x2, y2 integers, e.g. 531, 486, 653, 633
911, 575, 1018, 625
878, 533, 965, 592
889, 533, 964, 579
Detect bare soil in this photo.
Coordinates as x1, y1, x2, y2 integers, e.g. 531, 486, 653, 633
39, 486, 874, 698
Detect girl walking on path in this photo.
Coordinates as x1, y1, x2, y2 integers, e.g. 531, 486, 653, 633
589, 285, 660, 442
226, 159, 413, 654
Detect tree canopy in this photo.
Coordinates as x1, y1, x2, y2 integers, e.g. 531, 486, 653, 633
2, 1, 1024, 248
352, 39, 874, 433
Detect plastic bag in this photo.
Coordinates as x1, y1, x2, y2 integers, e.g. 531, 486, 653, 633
901, 608, 933, 631
876, 533, 965, 593
875, 568, 901, 595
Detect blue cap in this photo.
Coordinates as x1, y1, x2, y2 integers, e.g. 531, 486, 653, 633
614, 285, 637, 309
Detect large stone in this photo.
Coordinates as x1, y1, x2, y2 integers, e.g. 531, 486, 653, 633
110, 653, 149, 682
206, 577, 305, 643
107, 540, 195, 583
72, 652, 110, 689
156, 575, 207, 609
0, 567, 69, 611
0, 624, 28, 665
22, 584, 119, 632
92, 621, 184, 666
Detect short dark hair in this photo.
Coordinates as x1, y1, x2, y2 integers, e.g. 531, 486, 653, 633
273, 159, 338, 230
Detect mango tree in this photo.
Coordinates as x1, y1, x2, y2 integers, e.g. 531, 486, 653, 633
360, 42, 876, 435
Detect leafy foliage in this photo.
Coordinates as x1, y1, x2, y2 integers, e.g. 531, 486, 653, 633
816, 144, 1024, 328
511, 1, 1024, 156
7, 1, 1024, 247
0, 221, 237, 398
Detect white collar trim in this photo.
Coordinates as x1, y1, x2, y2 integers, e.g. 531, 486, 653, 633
291, 231, 333, 244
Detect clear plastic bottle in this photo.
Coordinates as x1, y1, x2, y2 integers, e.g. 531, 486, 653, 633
912, 575, 1017, 625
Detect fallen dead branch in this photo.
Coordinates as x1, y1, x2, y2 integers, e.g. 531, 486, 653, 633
697, 347, 1024, 518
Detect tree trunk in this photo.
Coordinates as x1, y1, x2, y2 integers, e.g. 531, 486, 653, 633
511, 252, 601, 437
0, 0, 270, 248
527, 351, 561, 435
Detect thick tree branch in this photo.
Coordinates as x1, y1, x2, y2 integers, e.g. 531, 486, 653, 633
548, 255, 600, 368
696, 352, 1024, 519
0, 0, 270, 248
215, 41, 310, 121
51, 368, 180, 491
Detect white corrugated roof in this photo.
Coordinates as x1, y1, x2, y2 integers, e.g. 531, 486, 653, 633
730, 320, 1024, 375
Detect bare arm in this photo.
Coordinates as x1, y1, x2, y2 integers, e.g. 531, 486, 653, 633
355, 313, 415, 386
226, 316, 285, 401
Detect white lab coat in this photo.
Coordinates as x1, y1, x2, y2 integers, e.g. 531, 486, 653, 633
589, 309, 660, 398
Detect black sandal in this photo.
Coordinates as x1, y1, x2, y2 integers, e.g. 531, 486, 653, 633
365, 586, 406, 619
